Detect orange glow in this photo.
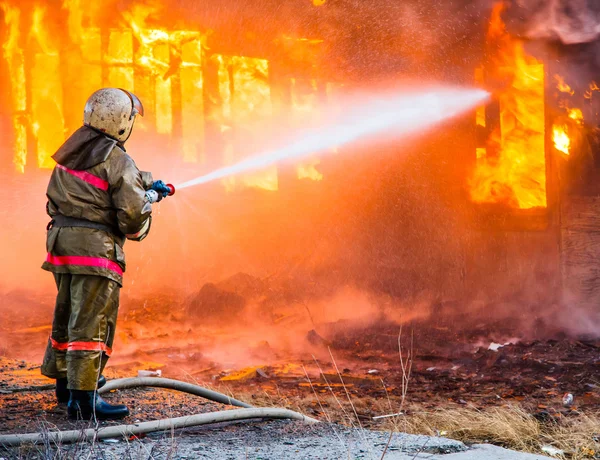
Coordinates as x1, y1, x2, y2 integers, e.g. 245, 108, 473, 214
469, 2, 546, 209
291, 78, 324, 181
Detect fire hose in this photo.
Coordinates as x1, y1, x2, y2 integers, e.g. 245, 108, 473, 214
0, 377, 319, 447
99, 377, 252, 407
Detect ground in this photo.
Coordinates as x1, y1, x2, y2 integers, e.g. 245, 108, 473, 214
1, 291, 599, 457
2, 420, 554, 459
1, 332, 599, 459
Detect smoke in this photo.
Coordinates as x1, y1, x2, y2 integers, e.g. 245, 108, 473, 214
107, 283, 436, 371
58, 0, 497, 81
505, 0, 600, 45
502, 0, 600, 92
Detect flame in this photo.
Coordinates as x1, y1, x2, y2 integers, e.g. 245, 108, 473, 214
233, 56, 278, 191
555, 75, 574, 95
551, 75, 584, 157
297, 160, 324, 181
474, 68, 486, 127
585, 81, 599, 99
1, 1, 324, 188
214, 55, 279, 191
553, 125, 570, 155
63, 0, 84, 43
469, 2, 546, 209
30, 5, 66, 169
123, 4, 207, 140
1, 2, 27, 173
568, 108, 583, 123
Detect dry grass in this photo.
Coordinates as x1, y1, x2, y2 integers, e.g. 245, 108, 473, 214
227, 382, 600, 459
403, 406, 541, 451
205, 330, 600, 459
384, 405, 600, 460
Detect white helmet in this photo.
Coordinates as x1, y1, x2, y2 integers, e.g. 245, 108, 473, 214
83, 88, 144, 143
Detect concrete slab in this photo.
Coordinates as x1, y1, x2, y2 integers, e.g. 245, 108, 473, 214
167, 432, 550, 459
424, 444, 550, 460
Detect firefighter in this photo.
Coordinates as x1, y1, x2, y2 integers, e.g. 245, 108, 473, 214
40, 88, 172, 420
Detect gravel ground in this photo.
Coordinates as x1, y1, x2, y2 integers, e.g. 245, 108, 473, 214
3, 420, 551, 460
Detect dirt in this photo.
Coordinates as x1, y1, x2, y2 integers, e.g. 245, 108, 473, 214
1, 333, 598, 435
2, 286, 599, 452
0, 359, 225, 435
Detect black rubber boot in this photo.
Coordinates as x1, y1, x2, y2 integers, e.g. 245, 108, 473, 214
56, 375, 107, 404
56, 378, 69, 404
68, 390, 129, 420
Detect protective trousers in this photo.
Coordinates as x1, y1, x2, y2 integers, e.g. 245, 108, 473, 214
41, 273, 120, 391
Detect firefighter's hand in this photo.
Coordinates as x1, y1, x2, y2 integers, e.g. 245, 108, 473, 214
151, 180, 171, 198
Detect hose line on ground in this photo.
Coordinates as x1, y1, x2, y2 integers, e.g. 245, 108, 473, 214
99, 377, 253, 408
0, 408, 318, 446
0, 378, 319, 447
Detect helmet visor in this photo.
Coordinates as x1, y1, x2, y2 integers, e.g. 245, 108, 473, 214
119, 88, 144, 118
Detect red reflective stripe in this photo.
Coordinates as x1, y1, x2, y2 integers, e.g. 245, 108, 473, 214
50, 337, 68, 351
46, 253, 124, 276
50, 338, 112, 356
56, 164, 109, 191
67, 341, 112, 356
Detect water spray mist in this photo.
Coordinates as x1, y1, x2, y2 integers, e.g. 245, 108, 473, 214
176, 87, 489, 190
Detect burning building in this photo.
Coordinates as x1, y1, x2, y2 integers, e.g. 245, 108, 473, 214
0, 0, 337, 192
464, 1, 600, 321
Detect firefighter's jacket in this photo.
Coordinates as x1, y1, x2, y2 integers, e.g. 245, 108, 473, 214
42, 126, 153, 286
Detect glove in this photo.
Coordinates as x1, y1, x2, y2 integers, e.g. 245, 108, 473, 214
151, 180, 171, 198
